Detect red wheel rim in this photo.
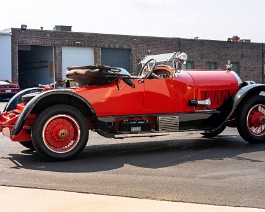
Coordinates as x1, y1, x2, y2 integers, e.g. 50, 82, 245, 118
43, 115, 81, 153
247, 104, 265, 136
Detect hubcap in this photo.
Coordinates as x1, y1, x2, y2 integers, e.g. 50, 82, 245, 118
59, 130, 67, 138
42, 115, 80, 153
247, 104, 265, 136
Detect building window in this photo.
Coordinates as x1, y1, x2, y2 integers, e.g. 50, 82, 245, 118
184, 61, 194, 69
231, 62, 239, 73
206, 62, 217, 70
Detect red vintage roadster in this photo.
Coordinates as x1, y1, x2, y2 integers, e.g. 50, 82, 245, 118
0, 52, 264, 161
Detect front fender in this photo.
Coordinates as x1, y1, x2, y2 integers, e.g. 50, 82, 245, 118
207, 83, 265, 133
11, 89, 98, 136
232, 83, 265, 110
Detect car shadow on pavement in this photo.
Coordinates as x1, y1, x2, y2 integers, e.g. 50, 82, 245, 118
6, 134, 265, 173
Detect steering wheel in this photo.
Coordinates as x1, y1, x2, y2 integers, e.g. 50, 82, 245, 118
138, 58, 156, 78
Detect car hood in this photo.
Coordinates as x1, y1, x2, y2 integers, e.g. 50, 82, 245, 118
186, 70, 241, 88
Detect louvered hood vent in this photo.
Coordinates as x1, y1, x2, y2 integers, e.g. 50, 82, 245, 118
201, 89, 230, 107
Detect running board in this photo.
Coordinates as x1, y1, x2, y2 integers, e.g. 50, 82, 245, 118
114, 132, 170, 139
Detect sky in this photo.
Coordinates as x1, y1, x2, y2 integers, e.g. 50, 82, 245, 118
1, 0, 265, 43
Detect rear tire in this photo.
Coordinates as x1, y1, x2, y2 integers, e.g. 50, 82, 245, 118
237, 96, 265, 143
32, 104, 89, 161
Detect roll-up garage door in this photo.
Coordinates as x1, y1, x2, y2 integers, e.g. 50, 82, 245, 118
62, 47, 94, 79
101, 48, 131, 73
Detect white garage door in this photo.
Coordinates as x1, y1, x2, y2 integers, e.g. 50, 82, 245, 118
0, 33, 12, 80
62, 47, 94, 79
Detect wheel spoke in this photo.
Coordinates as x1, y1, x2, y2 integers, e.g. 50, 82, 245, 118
247, 104, 265, 136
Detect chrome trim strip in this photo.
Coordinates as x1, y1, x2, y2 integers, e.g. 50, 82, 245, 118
114, 132, 170, 139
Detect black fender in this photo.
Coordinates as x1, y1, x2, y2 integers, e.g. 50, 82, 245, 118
207, 83, 265, 134
3, 87, 43, 112
231, 83, 265, 111
11, 89, 99, 136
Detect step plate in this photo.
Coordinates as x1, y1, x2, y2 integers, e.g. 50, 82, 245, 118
158, 115, 179, 132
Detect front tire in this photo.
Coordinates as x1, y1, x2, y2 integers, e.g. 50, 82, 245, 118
32, 104, 89, 161
237, 96, 265, 143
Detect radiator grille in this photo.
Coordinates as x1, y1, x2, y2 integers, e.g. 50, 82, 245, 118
201, 89, 230, 107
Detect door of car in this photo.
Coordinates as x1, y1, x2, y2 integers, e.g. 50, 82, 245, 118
143, 77, 174, 113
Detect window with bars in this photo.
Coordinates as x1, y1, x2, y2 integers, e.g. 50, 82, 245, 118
206, 62, 217, 70
185, 61, 194, 69
231, 62, 239, 73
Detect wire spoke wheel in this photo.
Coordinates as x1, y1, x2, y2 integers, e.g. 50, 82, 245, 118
32, 104, 88, 161
247, 104, 265, 136
43, 115, 81, 153
237, 96, 265, 143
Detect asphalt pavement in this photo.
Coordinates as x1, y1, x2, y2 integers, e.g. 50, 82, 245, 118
1, 100, 265, 211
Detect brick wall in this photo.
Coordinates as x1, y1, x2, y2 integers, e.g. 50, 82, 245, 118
11, 28, 265, 83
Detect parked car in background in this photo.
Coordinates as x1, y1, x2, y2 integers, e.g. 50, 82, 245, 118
0, 52, 264, 161
0, 79, 20, 100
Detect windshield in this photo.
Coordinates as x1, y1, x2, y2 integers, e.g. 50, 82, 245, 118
140, 52, 175, 64
137, 52, 177, 74
0, 80, 9, 85
137, 52, 187, 75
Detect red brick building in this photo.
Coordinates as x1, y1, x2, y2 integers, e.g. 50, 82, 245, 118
10, 26, 265, 87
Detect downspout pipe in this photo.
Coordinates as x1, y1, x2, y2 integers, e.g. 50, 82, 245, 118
261, 43, 265, 84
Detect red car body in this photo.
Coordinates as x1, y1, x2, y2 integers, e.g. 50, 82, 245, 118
0, 52, 264, 161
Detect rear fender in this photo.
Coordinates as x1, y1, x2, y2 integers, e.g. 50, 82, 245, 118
3, 87, 43, 112
11, 89, 99, 136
